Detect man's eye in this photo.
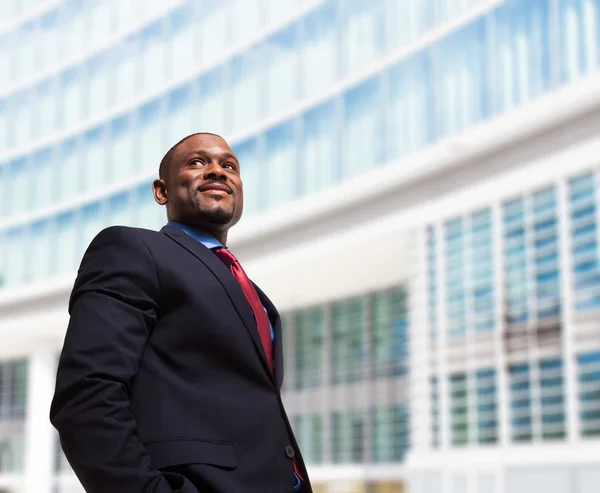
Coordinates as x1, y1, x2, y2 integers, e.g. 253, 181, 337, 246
191, 159, 206, 166
223, 163, 235, 169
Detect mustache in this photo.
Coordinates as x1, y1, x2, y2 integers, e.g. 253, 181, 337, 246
198, 180, 233, 194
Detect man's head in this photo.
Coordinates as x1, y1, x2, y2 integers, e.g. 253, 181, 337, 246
153, 133, 243, 243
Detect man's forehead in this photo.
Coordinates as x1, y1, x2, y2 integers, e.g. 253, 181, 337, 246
177, 134, 232, 156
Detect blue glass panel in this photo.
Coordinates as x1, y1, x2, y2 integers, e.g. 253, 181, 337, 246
266, 25, 299, 115
196, 67, 229, 136
0, 99, 6, 152
135, 181, 164, 230
113, 36, 138, 106
57, 138, 81, 202
232, 0, 262, 44
385, 0, 430, 48
109, 115, 135, 184
39, 8, 61, 73
231, 46, 263, 132
388, 52, 434, 160
434, 20, 488, 136
10, 89, 33, 149
199, 0, 231, 66
169, 2, 199, 75
108, 192, 133, 227
55, 212, 79, 275
139, 21, 167, 94
85, 52, 112, 120
559, 0, 600, 82
301, 1, 338, 96
138, 100, 165, 172
7, 158, 29, 217
167, 84, 195, 145
81, 202, 106, 254
36, 79, 59, 139
341, 0, 384, 74
61, 67, 84, 129
3, 228, 27, 286
30, 219, 52, 282
302, 101, 338, 195
31, 147, 56, 210
265, 122, 297, 208
234, 138, 261, 215
82, 127, 108, 193
343, 77, 383, 178
492, 0, 551, 113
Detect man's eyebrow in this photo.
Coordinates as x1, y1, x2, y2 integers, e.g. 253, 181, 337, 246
182, 149, 239, 163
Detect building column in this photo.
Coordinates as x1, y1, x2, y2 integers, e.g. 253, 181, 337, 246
24, 341, 56, 493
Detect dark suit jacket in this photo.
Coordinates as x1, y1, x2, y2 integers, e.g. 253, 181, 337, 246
50, 225, 312, 493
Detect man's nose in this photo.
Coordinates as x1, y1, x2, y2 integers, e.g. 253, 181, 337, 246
204, 161, 227, 179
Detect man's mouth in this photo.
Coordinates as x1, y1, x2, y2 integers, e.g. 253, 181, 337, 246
199, 183, 232, 195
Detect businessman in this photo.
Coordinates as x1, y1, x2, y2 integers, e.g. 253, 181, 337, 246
50, 133, 312, 493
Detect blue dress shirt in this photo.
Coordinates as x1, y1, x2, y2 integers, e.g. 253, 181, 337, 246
166, 223, 301, 491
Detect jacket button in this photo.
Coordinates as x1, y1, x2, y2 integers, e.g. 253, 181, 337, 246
284, 444, 295, 459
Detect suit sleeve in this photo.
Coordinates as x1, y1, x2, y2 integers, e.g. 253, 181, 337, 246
50, 227, 195, 493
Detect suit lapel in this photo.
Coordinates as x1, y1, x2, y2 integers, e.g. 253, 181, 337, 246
161, 226, 274, 381
255, 285, 284, 390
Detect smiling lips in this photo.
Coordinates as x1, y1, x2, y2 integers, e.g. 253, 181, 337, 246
199, 183, 232, 195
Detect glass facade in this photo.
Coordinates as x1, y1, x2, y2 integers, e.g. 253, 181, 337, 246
0, 359, 27, 474
3, 0, 600, 289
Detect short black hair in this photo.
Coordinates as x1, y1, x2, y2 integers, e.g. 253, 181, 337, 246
158, 132, 223, 181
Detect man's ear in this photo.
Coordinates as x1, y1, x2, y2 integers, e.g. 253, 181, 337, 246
152, 179, 168, 205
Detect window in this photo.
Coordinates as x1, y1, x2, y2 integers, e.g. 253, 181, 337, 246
88, 0, 114, 48
503, 198, 528, 325
109, 115, 135, 185
569, 173, 600, 312
476, 368, 498, 444
61, 0, 88, 60
38, 10, 61, 79
265, 122, 298, 208
435, 20, 488, 136
55, 213, 79, 275
342, 77, 383, 178
14, 23, 37, 82
199, 0, 231, 66
5, 158, 29, 218
450, 372, 469, 446
232, 0, 262, 45
2, 228, 27, 286
372, 288, 408, 378
539, 358, 566, 441
0, 35, 11, 89
135, 182, 164, 230
341, 0, 383, 75
115, 1, 139, 34
57, 139, 82, 203
31, 147, 56, 210
166, 84, 195, 146
137, 100, 165, 173
82, 127, 108, 193
30, 220, 53, 282
86, 52, 112, 120
231, 46, 263, 132
81, 202, 106, 256
0, 359, 28, 419
301, 101, 338, 195
0, 436, 24, 473
509, 363, 533, 442
492, 0, 551, 113
264, 0, 296, 24
295, 414, 324, 464
578, 351, 600, 437
61, 68, 84, 129
108, 192, 134, 227
471, 210, 495, 332
10, 90, 33, 149
294, 307, 325, 390
388, 52, 434, 161
445, 218, 467, 337
331, 297, 365, 384
385, 0, 429, 48
427, 227, 439, 342
0, 99, 6, 152
114, 39, 138, 107
301, 1, 338, 96
139, 21, 167, 94
372, 405, 409, 463
558, 0, 600, 83
265, 26, 299, 116
196, 68, 229, 136
431, 376, 440, 447
433, 0, 482, 24
332, 410, 364, 463
36, 80, 59, 139
169, 2, 198, 77
234, 138, 262, 216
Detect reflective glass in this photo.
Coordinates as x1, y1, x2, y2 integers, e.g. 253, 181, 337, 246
61, 68, 84, 129
433, 0, 481, 24
88, 0, 114, 48
115, 1, 139, 34
0, 100, 6, 152
109, 115, 135, 185
82, 127, 108, 193
234, 138, 262, 215
294, 307, 325, 389
232, 0, 262, 45
36, 80, 59, 139
114, 39, 138, 107
38, 9, 61, 74
0, 34, 9, 89
341, 0, 384, 75
266, 25, 299, 115
7, 158, 29, 217
166, 84, 195, 149
559, 0, 600, 82
265, 0, 295, 24
62, 0, 88, 61
386, 0, 430, 48
3, 228, 27, 286
11, 90, 33, 149
81, 202, 106, 255
108, 192, 134, 227
302, 101, 338, 195
137, 100, 165, 172
578, 351, 600, 437
139, 21, 167, 94
199, 0, 231, 66
14, 22, 37, 82
435, 20, 488, 136
301, 1, 338, 96
342, 77, 383, 178
57, 139, 82, 203
55, 212, 79, 275
169, 2, 198, 77
331, 297, 365, 384
492, 0, 551, 113
135, 182, 164, 230
86, 52, 113, 120
388, 52, 434, 160
265, 122, 297, 208
196, 68, 229, 136
30, 220, 52, 282
231, 46, 263, 132
31, 147, 56, 210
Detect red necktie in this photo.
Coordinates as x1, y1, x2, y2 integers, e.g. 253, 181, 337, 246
213, 248, 273, 371
213, 248, 304, 486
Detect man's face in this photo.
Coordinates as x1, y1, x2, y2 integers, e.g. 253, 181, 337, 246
156, 134, 244, 231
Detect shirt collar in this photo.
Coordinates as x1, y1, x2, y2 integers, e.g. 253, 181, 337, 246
166, 221, 223, 250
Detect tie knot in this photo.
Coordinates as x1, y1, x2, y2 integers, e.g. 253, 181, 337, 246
213, 247, 238, 268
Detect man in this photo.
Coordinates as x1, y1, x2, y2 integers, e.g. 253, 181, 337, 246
50, 133, 312, 493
